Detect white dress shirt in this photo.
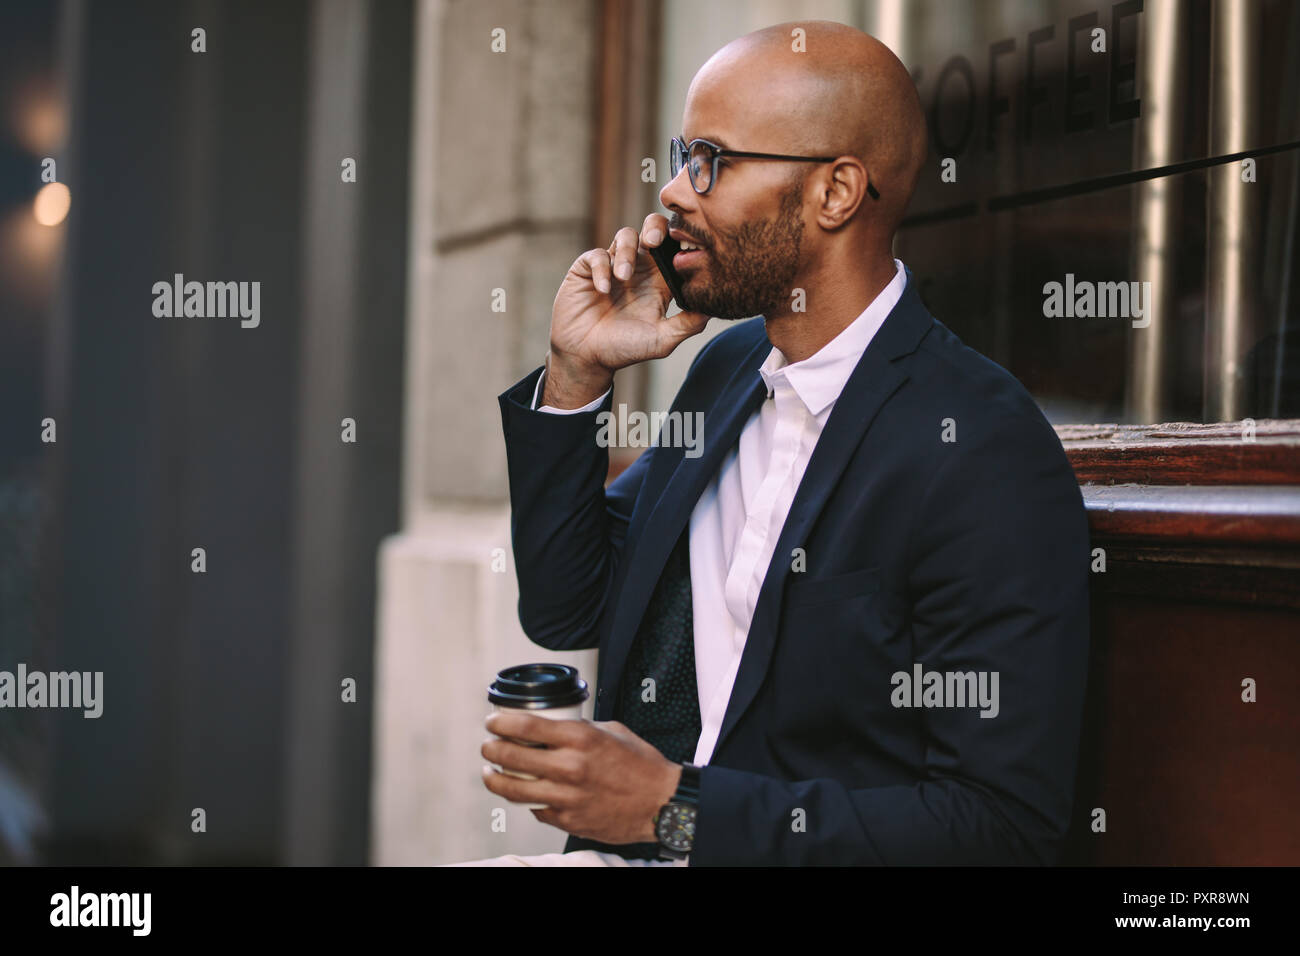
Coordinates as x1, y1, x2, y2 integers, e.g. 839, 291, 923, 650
530, 259, 907, 862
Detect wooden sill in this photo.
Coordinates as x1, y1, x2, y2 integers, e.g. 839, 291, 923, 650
1058, 421, 1300, 605
1058, 419, 1300, 552
1057, 420, 1300, 485
608, 421, 1300, 543
1081, 484, 1300, 546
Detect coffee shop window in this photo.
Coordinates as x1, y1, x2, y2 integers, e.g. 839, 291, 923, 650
893, 0, 1300, 428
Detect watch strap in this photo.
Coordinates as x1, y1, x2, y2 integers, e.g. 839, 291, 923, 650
673, 762, 701, 804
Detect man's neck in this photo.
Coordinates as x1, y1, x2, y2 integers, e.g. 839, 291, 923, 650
762, 255, 898, 364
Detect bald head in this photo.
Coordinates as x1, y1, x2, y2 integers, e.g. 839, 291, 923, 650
686, 20, 927, 238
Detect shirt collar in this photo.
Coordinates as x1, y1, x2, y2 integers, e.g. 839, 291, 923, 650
758, 258, 907, 418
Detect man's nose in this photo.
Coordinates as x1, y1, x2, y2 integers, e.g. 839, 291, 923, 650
659, 164, 694, 214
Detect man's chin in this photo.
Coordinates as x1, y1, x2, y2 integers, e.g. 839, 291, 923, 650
680, 281, 760, 320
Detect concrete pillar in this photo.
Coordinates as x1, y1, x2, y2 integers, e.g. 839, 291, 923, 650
371, 0, 601, 865
283, 0, 414, 867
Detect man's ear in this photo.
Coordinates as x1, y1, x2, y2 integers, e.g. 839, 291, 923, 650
814, 158, 870, 230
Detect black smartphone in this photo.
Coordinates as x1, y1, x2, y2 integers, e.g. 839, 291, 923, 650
648, 234, 687, 308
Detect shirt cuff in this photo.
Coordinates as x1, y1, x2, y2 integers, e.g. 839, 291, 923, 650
532, 366, 612, 414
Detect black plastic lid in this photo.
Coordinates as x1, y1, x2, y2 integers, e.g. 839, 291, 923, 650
488, 663, 589, 709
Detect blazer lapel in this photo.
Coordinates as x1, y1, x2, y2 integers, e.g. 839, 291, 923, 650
598, 332, 771, 697
709, 271, 934, 758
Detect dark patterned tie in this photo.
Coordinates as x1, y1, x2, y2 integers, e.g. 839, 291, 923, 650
616, 526, 702, 764
562, 526, 701, 861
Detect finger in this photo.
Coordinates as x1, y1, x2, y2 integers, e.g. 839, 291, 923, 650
577, 248, 612, 294
482, 734, 528, 765
663, 308, 712, 342
492, 741, 590, 788
610, 226, 639, 282
487, 711, 589, 748
531, 806, 577, 832
481, 763, 573, 808
641, 213, 669, 248
482, 736, 560, 778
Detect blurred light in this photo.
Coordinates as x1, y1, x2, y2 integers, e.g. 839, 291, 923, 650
33, 182, 71, 226
8, 74, 66, 154
0, 206, 62, 308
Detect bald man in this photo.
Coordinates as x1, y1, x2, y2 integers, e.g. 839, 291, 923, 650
472, 20, 1090, 866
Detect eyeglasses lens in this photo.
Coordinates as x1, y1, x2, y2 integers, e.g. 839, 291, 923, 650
671, 140, 714, 193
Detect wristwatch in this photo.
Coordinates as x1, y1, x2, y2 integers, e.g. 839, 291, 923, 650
654, 762, 700, 860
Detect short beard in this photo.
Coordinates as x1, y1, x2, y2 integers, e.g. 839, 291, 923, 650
682, 178, 805, 320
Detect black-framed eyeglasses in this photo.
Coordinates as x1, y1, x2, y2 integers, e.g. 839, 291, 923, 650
670, 136, 880, 199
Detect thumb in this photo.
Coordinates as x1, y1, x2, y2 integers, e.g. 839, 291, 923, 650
661, 309, 711, 351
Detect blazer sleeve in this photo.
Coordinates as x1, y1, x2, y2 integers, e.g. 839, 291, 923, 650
498, 339, 723, 652
690, 414, 1092, 865
498, 366, 649, 651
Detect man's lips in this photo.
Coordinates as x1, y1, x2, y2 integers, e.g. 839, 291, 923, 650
673, 248, 707, 270
668, 228, 709, 270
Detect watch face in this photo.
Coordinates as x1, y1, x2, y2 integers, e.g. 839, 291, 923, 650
656, 803, 697, 851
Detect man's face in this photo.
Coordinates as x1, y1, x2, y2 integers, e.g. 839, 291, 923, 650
659, 85, 808, 320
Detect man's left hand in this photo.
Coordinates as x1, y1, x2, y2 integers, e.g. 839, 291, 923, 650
481, 714, 682, 845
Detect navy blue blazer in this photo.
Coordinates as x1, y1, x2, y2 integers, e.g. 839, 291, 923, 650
496, 265, 1091, 865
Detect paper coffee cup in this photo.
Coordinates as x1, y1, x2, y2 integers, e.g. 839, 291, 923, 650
487, 663, 589, 810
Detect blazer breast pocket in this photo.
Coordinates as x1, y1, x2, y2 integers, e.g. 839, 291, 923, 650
784, 565, 881, 608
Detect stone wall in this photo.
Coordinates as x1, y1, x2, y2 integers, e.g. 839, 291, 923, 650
371, 0, 602, 865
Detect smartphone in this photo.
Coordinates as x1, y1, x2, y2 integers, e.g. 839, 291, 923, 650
648, 234, 687, 308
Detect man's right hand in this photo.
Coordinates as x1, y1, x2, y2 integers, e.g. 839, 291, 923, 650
542, 213, 711, 408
